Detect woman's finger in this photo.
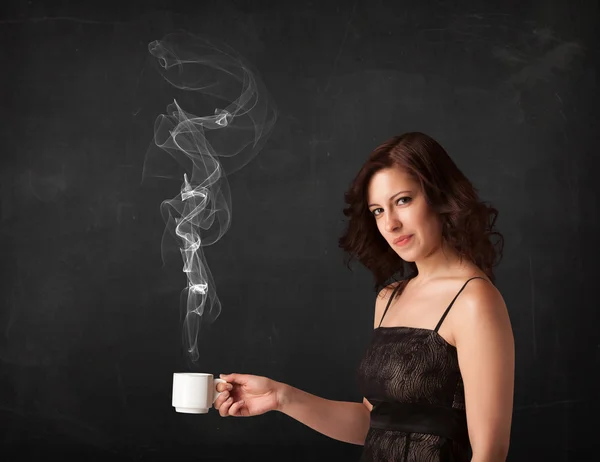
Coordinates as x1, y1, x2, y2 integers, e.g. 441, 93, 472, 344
219, 397, 234, 417
216, 394, 232, 414
214, 390, 230, 408
216, 381, 233, 393
228, 400, 245, 417
220, 373, 247, 386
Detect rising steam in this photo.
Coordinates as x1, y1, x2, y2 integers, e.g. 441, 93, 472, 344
142, 31, 277, 361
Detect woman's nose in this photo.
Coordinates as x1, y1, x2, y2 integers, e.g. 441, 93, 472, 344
385, 216, 400, 233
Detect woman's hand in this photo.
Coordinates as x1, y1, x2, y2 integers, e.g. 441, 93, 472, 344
214, 373, 284, 417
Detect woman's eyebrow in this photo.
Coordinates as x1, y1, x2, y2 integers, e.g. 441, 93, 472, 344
368, 190, 412, 207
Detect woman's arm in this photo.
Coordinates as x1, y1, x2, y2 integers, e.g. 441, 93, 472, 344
453, 279, 515, 462
276, 383, 371, 445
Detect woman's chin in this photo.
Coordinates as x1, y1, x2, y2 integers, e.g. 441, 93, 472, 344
396, 250, 417, 262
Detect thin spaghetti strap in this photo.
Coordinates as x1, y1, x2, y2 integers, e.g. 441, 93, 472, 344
434, 277, 486, 332
378, 282, 404, 328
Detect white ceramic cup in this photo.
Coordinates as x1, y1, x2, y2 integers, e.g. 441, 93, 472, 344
172, 373, 227, 414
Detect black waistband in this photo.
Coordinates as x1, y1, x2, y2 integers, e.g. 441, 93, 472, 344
370, 401, 469, 446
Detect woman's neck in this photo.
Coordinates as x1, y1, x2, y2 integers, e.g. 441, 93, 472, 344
413, 240, 467, 283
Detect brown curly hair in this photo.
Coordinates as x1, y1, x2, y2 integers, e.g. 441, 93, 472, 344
338, 132, 504, 294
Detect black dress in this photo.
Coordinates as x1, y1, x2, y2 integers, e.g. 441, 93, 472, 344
356, 277, 485, 462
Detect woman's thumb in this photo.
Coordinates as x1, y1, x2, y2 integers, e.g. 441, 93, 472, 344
220, 373, 243, 383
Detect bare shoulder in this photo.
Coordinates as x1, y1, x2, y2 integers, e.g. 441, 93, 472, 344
459, 277, 506, 314
373, 281, 403, 328
451, 277, 513, 344
376, 280, 407, 305
376, 281, 400, 301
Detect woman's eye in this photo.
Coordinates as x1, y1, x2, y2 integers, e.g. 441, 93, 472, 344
371, 197, 411, 216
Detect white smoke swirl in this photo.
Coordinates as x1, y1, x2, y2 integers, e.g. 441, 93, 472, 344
142, 31, 277, 361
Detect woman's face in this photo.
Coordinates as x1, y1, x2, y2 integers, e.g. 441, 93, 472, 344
367, 167, 443, 262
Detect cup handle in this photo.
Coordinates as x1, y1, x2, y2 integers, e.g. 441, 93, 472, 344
213, 378, 227, 403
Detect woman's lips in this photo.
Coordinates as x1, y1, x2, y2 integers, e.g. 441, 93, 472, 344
393, 235, 413, 246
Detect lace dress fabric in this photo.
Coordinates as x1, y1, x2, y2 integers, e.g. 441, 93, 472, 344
356, 277, 483, 462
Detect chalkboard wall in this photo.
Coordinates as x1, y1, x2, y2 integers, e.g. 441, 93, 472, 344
1, 1, 598, 461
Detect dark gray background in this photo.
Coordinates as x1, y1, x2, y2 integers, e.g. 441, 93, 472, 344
1, 1, 598, 460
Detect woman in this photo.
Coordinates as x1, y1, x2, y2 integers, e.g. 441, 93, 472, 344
214, 132, 514, 462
